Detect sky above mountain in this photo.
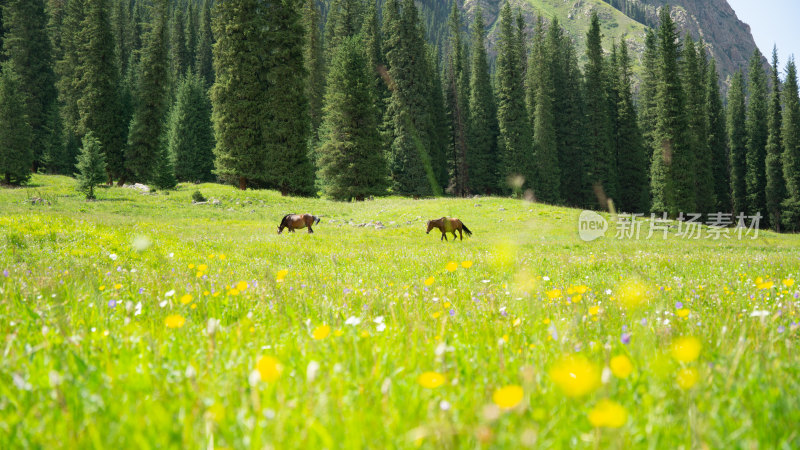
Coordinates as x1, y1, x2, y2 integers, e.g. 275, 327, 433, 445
728, 0, 799, 73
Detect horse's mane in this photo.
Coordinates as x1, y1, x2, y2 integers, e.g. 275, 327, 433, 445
280, 214, 293, 226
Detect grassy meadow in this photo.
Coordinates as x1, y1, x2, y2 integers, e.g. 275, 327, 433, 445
1, 175, 799, 448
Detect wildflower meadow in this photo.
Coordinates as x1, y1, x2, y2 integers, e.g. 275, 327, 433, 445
1, 175, 799, 448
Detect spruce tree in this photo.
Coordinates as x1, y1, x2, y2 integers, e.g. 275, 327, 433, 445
303, 0, 325, 148
445, 0, 469, 196
170, 4, 189, 84
53, 0, 85, 173
76, 0, 127, 184
555, 27, 586, 207
683, 38, 713, 216
614, 38, 649, 213
211, 0, 267, 190
195, 0, 214, 86
75, 132, 106, 199
765, 47, 785, 230
168, 72, 214, 182
0, 65, 34, 185
782, 59, 800, 230
262, 0, 314, 195
728, 71, 748, 215
324, 0, 362, 56
496, 1, 533, 195
745, 50, 769, 223
361, 0, 387, 109
706, 57, 730, 213
126, 0, 169, 183
426, 48, 450, 191
467, 5, 498, 195
383, 0, 440, 196
530, 19, 559, 204
652, 7, 692, 216
639, 29, 658, 198
317, 36, 388, 201
152, 141, 177, 190
185, 2, 197, 71
584, 12, 616, 207
2, 0, 61, 173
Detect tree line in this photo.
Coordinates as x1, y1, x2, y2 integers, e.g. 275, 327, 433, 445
0, 0, 799, 231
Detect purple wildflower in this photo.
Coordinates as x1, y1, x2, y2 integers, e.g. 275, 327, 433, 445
2, 269, 8, 277
640, 318, 647, 326
778, 325, 786, 333
675, 301, 683, 309
108, 299, 117, 308
449, 309, 455, 316
621, 332, 631, 344
138, 287, 144, 294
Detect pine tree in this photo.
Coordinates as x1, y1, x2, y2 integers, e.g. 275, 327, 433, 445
262, 0, 314, 195
2, 0, 61, 173
112, 0, 132, 80
782, 59, 800, 230
530, 19, 559, 204
765, 47, 785, 230
211, 0, 268, 190
706, 57, 730, 213
728, 71, 748, 215
584, 12, 616, 207
614, 38, 649, 213
317, 36, 388, 200
75, 132, 106, 199
652, 7, 692, 216
195, 0, 214, 86
303, 0, 325, 147
168, 72, 214, 182
126, 0, 169, 183
76, 0, 127, 184
745, 50, 769, 224
445, 0, 469, 196
496, 1, 533, 195
683, 38, 713, 216
467, 5, 498, 195
0, 65, 34, 185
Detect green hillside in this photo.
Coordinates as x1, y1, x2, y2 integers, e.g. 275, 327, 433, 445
2, 175, 799, 447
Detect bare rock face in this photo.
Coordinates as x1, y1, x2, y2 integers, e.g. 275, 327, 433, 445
643, 0, 766, 81
442, 0, 763, 83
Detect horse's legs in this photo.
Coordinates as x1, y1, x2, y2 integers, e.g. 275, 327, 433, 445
308, 226, 313, 233
451, 231, 457, 241
458, 229, 463, 241
441, 232, 447, 241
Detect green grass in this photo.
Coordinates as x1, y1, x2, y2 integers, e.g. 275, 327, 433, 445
1, 174, 799, 448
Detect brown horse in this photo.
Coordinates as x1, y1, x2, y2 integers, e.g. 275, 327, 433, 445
278, 214, 320, 234
426, 217, 472, 241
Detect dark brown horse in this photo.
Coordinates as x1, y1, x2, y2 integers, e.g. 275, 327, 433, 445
278, 214, 321, 234
426, 217, 472, 241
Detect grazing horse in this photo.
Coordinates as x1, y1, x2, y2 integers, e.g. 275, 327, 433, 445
278, 214, 320, 234
426, 217, 472, 241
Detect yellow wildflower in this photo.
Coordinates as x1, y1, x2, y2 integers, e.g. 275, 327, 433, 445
312, 325, 331, 340
180, 294, 193, 305
588, 399, 627, 428
609, 355, 633, 379
256, 356, 283, 383
461, 261, 473, 268
676, 367, 699, 390
417, 372, 446, 389
670, 336, 702, 363
549, 355, 601, 397
492, 385, 524, 409
424, 277, 434, 286
165, 314, 186, 329
445, 261, 458, 272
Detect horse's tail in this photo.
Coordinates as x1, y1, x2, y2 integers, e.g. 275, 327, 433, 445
313, 215, 321, 225
461, 223, 472, 237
